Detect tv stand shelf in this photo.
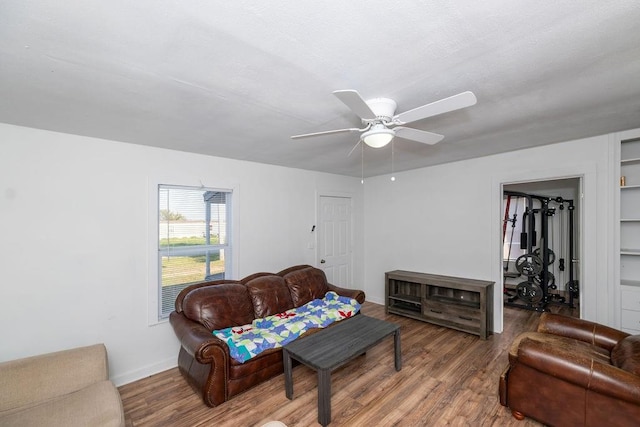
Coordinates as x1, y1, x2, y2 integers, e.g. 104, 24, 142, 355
385, 270, 494, 339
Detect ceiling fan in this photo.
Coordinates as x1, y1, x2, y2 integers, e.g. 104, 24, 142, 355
291, 90, 477, 153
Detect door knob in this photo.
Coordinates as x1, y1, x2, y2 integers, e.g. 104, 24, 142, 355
320, 259, 326, 264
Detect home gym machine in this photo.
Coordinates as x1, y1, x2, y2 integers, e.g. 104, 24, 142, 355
503, 191, 578, 311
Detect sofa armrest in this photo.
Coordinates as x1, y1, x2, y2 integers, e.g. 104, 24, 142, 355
169, 311, 230, 363
327, 282, 366, 304
537, 312, 628, 351
517, 338, 640, 405
0, 344, 109, 412
170, 311, 233, 406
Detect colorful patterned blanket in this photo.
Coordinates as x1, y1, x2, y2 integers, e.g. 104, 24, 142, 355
213, 291, 361, 363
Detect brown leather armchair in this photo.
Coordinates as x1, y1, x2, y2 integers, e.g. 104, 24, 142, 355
499, 312, 640, 426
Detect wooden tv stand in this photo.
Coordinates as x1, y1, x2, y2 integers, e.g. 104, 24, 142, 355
385, 270, 494, 339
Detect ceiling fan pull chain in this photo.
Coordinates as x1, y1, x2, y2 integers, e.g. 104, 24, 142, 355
361, 141, 364, 184
391, 141, 396, 182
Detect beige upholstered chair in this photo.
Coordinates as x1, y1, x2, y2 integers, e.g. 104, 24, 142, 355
0, 344, 125, 427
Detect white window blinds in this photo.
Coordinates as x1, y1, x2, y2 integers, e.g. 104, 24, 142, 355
158, 185, 232, 319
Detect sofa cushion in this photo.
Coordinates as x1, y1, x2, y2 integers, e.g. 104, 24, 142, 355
0, 380, 124, 427
244, 275, 294, 318
282, 266, 329, 307
182, 283, 254, 331
612, 335, 640, 375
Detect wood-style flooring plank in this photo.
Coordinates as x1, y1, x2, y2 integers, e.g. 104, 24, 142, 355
119, 300, 577, 426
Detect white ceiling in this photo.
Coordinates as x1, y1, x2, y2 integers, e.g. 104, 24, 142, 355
2, 1, 640, 177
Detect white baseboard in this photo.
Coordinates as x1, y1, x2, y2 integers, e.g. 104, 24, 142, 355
112, 356, 177, 387
366, 296, 384, 305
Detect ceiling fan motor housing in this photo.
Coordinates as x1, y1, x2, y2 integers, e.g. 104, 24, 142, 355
365, 98, 397, 122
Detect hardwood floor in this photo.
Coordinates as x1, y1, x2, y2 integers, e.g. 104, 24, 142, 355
119, 301, 578, 426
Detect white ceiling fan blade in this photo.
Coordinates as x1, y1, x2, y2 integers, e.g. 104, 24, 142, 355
291, 127, 361, 139
393, 91, 477, 125
394, 127, 444, 145
333, 90, 377, 120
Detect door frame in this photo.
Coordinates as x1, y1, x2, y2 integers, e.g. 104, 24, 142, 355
501, 179, 582, 315
492, 164, 600, 333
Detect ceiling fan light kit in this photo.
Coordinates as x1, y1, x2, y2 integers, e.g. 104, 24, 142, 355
362, 124, 395, 148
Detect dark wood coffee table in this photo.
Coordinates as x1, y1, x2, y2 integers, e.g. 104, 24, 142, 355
283, 314, 401, 426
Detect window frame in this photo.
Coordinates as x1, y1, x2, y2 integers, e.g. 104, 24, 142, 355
148, 177, 238, 325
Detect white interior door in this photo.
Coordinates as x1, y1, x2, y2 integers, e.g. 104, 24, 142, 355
318, 195, 352, 286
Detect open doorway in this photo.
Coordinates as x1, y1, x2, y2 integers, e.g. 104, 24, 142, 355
502, 179, 581, 318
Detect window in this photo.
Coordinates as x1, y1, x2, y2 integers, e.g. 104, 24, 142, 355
157, 185, 232, 319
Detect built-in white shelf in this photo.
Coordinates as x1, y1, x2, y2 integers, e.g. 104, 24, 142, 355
620, 134, 640, 330
621, 280, 640, 288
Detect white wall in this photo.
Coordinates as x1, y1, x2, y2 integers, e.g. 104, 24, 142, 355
0, 123, 363, 385
364, 134, 616, 332
0, 121, 623, 385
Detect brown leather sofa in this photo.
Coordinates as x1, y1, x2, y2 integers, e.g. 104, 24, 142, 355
499, 312, 640, 426
169, 264, 365, 407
